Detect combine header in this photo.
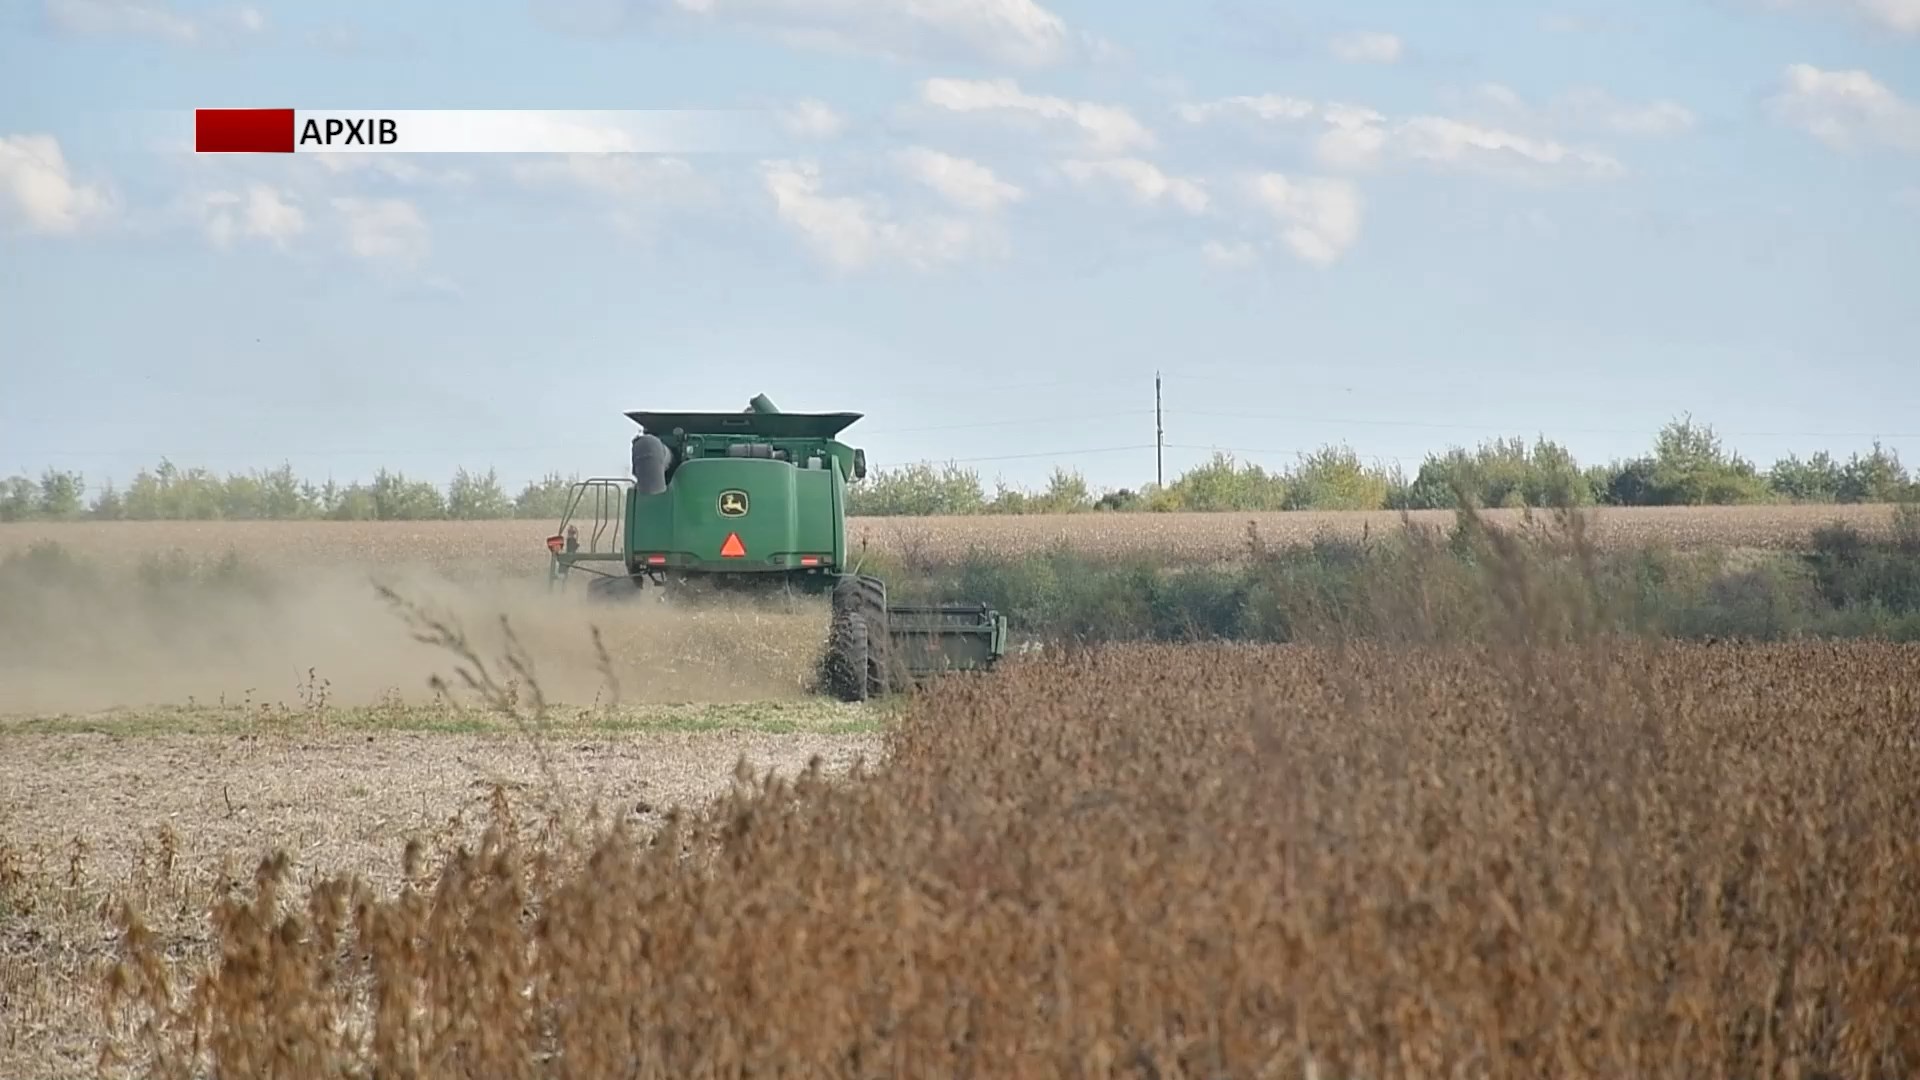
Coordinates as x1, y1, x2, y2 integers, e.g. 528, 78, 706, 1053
545, 393, 1008, 701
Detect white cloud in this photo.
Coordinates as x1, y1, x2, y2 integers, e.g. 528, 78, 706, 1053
1476, 84, 1695, 137
1398, 116, 1625, 180
510, 154, 710, 235
1841, 0, 1920, 31
511, 154, 700, 198
1313, 104, 1390, 170
1557, 88, 1695, 136
895, 148, 1024, 212
781, 99, 847, 139
1059, 158, 1208, 214
201, 184, 305, 249
1473, 83, 1526, 111
45, 0, 197, 41
761, 159, 1003, 270
179, 156, 455, 272
1183, 95, 1624, 181
1539, 12, 1638, 34
1247, 174, 1364, 266
331, 197, 430, 266
1759, 0, 1920, 34
1768, 63, 1920, 153
0, 134, 113, 234
1329, 31, 1403, 64
309, 156, 474, 188
1201, 239, 1258, 267
1178, 95, 1316, 124
44, 0, 266, 43
666, 0, 1073, 66
922, 77, 1153, 154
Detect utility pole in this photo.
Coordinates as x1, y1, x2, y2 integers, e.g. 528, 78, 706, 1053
1154, 371, 1164, 488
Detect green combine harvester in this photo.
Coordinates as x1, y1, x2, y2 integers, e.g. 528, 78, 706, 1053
544, 393, 1009, 702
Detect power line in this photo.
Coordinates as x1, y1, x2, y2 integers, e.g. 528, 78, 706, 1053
1158, 372, 1920, 428
23, 412, 1158, 459
22, 442, 616, 459
884, 444, 1157, 467
864, 374, 1145, 397
862, 410, 1154, 436
1161, 409, 1920, 442
1165, 443, 1415, 466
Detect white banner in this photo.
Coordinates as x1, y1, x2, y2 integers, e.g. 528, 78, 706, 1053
291, 110, 771, 153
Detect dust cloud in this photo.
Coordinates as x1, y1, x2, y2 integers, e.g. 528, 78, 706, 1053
0, 560, 833, 715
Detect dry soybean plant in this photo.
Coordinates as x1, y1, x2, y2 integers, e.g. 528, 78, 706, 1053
89, 636, 1920, 1078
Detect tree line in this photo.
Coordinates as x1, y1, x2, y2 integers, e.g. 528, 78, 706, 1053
1, 418, 1914, 523
0, 462, 578, 523
848, 417, 1917, 515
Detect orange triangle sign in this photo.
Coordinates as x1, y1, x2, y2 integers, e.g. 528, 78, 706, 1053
720, 532, 746, 558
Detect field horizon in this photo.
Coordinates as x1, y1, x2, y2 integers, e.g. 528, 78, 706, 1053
0, 501, 1905, 574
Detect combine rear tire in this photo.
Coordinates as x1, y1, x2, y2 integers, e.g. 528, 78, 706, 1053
825, 575, 890, 702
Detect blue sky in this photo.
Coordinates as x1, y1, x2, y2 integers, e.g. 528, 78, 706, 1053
2, 0, 1916, 494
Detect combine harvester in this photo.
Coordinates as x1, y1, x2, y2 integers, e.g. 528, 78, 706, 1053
544, 394, 1009, 702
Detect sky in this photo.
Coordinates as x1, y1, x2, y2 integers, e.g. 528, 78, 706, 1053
1, 0, 1917, 495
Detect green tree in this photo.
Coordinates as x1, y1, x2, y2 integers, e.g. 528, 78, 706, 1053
369, 469, 446, 520
35, 470, 85, 519
123, 460, 224, 519
328, 486, 378, 521
0, 476, 35, 521
1837, 443, 1912, 503
449, 467, 513, 519
91, 480, 126, 520
847, 463, 986, 516
1033, 467, 1094, 513
1405, 437, 1592, 510
250, 464, 313, 518
1150, 452, 1289, 511
1769, 452, 1844, 503
1284, 445, 1391, 511
218, 472, 267, 519
1523, 439, 1590, 507
514, 472, 578, 520
1646, 417, 1770, 505
1600, 457, 1658, 506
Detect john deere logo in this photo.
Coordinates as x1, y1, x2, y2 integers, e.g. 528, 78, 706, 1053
718, 490, 749, 517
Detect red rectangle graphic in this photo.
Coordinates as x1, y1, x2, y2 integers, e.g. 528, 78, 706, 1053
195, 109, 295, 153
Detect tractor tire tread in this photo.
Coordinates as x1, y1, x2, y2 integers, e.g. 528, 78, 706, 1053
827, 575, 891, 700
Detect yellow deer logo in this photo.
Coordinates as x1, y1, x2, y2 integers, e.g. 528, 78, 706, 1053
718, 490, 749, 517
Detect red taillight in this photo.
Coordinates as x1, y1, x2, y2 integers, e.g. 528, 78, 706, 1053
800, 555, 819, 567
646, 554, 667, 566
546, 535, 564, 553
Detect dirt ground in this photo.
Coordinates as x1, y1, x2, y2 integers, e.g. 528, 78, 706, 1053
0, 724, 882, 1077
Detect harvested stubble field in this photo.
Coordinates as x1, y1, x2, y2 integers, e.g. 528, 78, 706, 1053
5, 638, 1916, 1078
0, 502, 1900, 578
854, 503, 1904, 563
0, 715, 881, 1077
